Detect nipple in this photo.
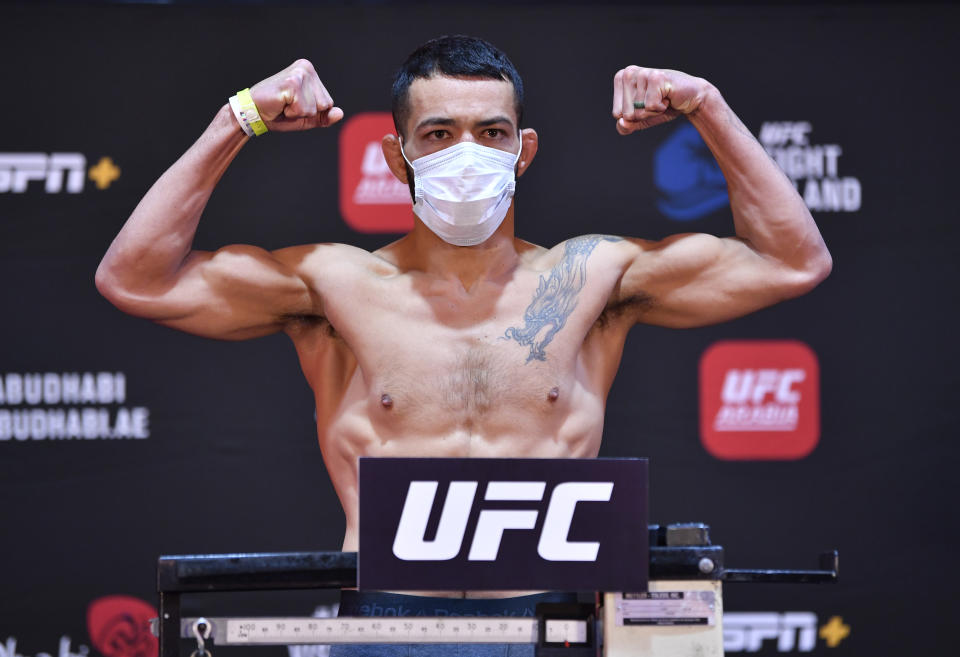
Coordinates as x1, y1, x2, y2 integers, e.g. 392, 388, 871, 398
547, 387, 560, 402
380, 393, 394, 409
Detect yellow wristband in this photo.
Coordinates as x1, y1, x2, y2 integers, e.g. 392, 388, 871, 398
235, 88, 268, 136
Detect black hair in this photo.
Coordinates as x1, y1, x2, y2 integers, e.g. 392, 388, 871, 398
391, 35, 524, 138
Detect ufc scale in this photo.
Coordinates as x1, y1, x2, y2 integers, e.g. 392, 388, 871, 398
151, 459, 838, 656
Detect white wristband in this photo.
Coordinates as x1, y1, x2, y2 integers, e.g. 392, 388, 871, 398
229, 94, 256, 137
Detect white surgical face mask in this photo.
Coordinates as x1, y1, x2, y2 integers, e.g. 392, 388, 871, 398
400, 136, 522, 246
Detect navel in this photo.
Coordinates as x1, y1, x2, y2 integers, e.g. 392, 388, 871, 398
380, 393, 394, 409
547, 386, 560, 402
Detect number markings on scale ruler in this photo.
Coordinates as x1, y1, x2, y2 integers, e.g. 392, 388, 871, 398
224, 618, 540, 644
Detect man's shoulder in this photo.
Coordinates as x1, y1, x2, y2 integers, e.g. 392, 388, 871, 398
271, 242, 400, 278
523, 234, 637, 268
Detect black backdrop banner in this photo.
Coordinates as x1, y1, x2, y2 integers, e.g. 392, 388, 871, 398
1, 4, 957, 657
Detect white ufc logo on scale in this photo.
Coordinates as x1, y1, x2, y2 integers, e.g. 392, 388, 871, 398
392, 480, 614, 562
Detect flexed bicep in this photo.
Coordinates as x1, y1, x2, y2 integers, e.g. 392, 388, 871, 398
96, 58, 346, 340
104, 244, 319, 340
618, 233, 823, 328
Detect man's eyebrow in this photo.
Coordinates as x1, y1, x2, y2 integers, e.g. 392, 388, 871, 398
476, 116, 515, 130
414, 117, 456, 132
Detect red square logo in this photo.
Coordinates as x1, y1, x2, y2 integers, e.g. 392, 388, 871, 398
338, 112, 414, 233
699, 340, 820, 460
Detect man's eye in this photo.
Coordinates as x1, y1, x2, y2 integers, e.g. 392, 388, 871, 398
484, 129, 503, 138
429, 130, 448, 139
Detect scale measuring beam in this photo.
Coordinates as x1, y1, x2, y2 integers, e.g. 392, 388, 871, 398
163, 616, 589, 645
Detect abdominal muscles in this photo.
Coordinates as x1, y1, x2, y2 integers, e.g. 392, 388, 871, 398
315, 341, 606, 551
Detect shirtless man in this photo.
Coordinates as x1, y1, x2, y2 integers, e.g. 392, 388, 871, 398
95, 34, 830, 636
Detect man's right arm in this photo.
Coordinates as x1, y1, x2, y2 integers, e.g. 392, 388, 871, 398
95, 60, 343, 340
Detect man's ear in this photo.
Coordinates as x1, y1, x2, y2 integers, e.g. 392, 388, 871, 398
381, 134, 409, 183
517, 128, 539, 178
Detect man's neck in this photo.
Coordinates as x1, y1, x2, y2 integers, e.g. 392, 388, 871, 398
402, 209, 521, 293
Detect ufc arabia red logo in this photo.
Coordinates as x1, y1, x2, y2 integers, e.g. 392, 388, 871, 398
338, 112, 413, 233
699, 340, 820, 460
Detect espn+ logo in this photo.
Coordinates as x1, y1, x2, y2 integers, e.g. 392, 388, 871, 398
393, 480, 612, 562
0, 153, 86, 193
0, 153, 120, 193
724, 612, 851, 652
699, 341, 820, 460
724, 612, 816, 652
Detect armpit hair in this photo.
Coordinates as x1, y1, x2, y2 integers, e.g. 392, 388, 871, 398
594, 291, 655, 330
280, 312, 339, 338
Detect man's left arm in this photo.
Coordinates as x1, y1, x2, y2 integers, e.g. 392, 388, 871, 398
610, 66, 832, 328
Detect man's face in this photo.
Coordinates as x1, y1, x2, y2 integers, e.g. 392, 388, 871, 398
402, 74, 521, 161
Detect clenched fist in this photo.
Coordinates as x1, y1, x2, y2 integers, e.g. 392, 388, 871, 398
612, 66, 713, 134
249, 59, 343, 132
